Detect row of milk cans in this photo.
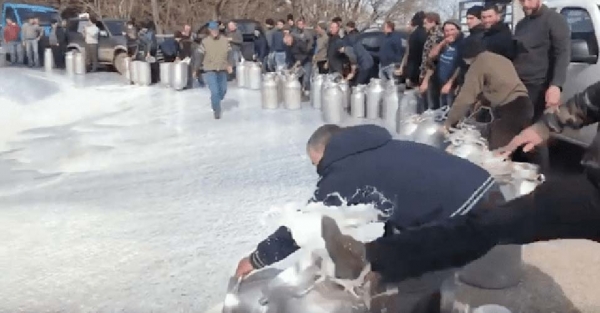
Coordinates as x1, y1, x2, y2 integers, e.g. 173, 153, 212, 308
260, 72, 421, 130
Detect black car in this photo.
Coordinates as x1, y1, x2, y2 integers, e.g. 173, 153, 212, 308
356, 30, 409, 79
196, 19, 263, 61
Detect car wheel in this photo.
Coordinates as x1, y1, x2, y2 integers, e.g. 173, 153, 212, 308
113, 52, 127, 75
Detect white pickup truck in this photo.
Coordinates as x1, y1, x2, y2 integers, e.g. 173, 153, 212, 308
459, 0, 600, 147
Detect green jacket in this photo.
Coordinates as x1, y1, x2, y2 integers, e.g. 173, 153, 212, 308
198, 35, 233, 71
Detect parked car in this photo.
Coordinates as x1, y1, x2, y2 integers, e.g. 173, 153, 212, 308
356, 30, 409, 80
196, 19, 263, 61
66, 17, 129, 74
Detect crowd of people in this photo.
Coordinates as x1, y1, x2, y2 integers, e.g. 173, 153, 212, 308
230, 0, 600, 311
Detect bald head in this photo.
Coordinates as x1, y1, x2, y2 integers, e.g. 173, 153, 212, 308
307, 124, 343, 166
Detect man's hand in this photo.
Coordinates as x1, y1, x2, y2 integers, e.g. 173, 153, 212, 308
235, 257, 255, 278
419, 80, 429, 94
496, 126, 544, 158
441, 82, 452, 95
345, 72, 355, 81
394, 67, 403, 77
226, 66, 233, 74
323, 61, 328, 70
545, 85, 561, 108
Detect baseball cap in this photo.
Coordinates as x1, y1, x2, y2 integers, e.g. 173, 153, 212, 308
208, 21, 219, 30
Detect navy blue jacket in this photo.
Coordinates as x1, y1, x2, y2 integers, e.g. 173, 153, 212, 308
270, 30, 286, 52
379, 32, 405, 67
249, 125, 494, 269
254, 34, 269, 61
345, 43, 374, 69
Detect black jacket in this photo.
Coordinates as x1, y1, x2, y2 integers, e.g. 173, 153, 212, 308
56, 26, 69, 46
482, 22, 515, 60
249, 125, 493, 269
254, 34, 269, 61
288, 39, 310, 65
406, 26, 428, 84
327, 34, 345, 74
343, 29, 359, 46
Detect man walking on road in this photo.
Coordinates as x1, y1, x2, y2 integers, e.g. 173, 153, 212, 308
197, 21, 233, 119
83, 17, 100, 72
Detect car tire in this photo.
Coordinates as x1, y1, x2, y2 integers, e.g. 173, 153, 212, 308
113, 52, 127, 75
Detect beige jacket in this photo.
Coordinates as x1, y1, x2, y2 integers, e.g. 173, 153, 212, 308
313, 33, 329, 62
199, 35, 232, 71
446, 51, 529, 126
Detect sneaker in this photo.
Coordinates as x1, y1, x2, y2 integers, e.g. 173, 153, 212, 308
213, 110, 222, 119
321, 215, 368, 279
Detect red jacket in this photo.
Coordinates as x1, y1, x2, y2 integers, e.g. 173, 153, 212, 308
3, 23, 20, 42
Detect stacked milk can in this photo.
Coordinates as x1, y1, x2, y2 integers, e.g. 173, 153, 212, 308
237, 60, 262, 90
261, 70, 302, 110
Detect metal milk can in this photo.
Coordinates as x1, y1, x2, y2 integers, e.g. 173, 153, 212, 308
310, 74, 324, 109
65, 51, 75, 75
170, 61, 189, 90
366, 78, 384, 119
338, 80, 350, 110
382, 85, 400, 128
44, 48, 54, 71
398, 89, 420, 121
236, 60, 246, 88
160, 62, 173, 86
247, 62, 262, 90
136, 61, 152, 86
123, 56, 133, 84
320, 78, 335, 112
350, 85, 366, 118
284, 74, 302, 110
322, 84, 344, 124
276, 72, 286, 105
74, 52, 86, 75
261, 73, 279, 109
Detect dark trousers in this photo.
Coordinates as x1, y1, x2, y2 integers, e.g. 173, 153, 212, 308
50, 44, 65, 68
316, 61, 328, 74
425, 76, 441, 110
485, 96, 534, 150
366, 174, 600, 284
353, 65, 372, 86
85, 43, 99, 72
524, 82, 551, 170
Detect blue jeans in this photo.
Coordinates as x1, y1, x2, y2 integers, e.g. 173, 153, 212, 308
6, 41, 20, 64
379, 63, 395, 80
301, 62, 312, 90
203, 71, 228, 113
273, 52, 287, 71
24, 39, 39, 67
440, 92, 455, 108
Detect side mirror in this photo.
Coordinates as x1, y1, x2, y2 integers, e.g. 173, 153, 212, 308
571, 39, 597, 64
99, 30, 108, 37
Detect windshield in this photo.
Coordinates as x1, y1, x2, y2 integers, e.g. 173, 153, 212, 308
104, 20, 125, 36
16, 9, 60, 26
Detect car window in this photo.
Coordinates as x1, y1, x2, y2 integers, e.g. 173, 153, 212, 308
104, 20, 125, 36
561, 7, 594, 32
16, 9, 60, 26
360, 34, 381, 49
5, 7, 17, 22
560, 7, 598, 56
236, 22, 257, 35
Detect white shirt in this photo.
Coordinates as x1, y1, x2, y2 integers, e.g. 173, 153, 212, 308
84, 24, 99, 44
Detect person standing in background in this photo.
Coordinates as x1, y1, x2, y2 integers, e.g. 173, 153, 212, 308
48, 19, 66, 68
263, 19, 275, 71
125, 20, 138, 57
481, 4, 515, 60
21, 18, 42, 67
378, 21, 405, 80
313, 21, 329, 74
3, 18, 21, 65
270, 20, 287, 71
83, 17, 100, 72
398, 12, 427, 87
226, 21, 243, 67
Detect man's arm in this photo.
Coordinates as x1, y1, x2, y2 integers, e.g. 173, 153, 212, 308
549, 12, 571, 89
445, 62, 484, 127
367, 175, 600, 283
533, 80, 600, 139
249, 226, 300, 269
